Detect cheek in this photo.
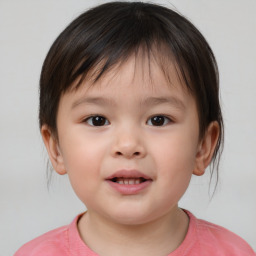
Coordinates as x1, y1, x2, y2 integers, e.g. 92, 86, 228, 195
150, 131, 198, 194
59, 132, 108, 194
152, 133, 198, 171
60, 129, 107, 169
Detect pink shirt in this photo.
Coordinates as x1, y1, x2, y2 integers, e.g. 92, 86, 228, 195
14, 210, 255, 256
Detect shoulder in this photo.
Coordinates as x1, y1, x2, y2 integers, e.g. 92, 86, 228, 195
14, 225, 69, 256
187, 211, 256, 255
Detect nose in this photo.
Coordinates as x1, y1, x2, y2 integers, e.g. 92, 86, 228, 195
111, 128, 146, 159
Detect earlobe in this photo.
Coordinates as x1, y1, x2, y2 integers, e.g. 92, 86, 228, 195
41, 125, 67, 175
193, 121, 220, 176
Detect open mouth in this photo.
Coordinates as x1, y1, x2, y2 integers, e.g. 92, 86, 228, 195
111, 177, 148, 185
106, 171, 152, 194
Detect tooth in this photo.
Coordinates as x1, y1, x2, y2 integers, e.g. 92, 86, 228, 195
128, 179, 135, 185
115, 178, 146, 185
117, 179, 124, 184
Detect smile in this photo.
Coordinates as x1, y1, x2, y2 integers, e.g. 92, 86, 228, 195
106, 169, 152, 195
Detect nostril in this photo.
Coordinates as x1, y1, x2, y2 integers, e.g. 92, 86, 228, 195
114, 149, 145, 158
116, 151, 140, 156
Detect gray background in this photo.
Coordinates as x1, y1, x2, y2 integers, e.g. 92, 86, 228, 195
0, 0, 255, 255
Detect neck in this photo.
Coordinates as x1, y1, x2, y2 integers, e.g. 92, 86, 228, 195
78, 207, 189, 256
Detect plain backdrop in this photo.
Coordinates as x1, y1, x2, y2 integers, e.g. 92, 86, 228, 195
0, 0, 255, 255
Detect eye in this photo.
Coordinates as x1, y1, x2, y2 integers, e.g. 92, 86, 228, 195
85, 115, 110, 126
147, 115, 171, 126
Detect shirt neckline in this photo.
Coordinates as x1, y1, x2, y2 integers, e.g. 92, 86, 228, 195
67, 209, 197, 256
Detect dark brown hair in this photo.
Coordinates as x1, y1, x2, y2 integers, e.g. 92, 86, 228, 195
39, 1, 224, 186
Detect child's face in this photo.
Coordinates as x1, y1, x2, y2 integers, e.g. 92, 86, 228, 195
43, 56, 215, 225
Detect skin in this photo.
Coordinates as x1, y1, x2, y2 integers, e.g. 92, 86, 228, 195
42, 56, 219, 256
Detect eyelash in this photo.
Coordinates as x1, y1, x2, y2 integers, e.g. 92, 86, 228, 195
84, 115, 110, 126
83, 115, 173, 127
147, 115, 172, 126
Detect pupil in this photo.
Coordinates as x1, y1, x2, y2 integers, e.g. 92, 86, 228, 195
152, 116, 164, 126
92, 116, 105, 126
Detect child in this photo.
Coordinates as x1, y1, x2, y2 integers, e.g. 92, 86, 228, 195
15, 1, 255, 255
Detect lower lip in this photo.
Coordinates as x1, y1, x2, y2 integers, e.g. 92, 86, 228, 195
106, 180, 152, 195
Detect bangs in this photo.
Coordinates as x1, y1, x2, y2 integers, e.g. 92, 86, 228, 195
70, 41, 189, 94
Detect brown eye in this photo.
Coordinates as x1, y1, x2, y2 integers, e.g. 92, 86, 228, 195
86, 116, 110, 126
147, 115, 170, 126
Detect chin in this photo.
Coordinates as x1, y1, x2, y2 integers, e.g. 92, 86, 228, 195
106, 208, 158, 226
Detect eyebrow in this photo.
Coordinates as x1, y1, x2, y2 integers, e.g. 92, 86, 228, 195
72, 97, 116, 109
71, 96, 185, 110
142, 96, 185, 110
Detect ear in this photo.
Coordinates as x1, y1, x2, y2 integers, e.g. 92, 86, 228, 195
41, 125, 67, 175
193, 121, 220, 176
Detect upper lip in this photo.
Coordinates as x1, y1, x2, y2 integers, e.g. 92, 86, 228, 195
106, 169, 152, 180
